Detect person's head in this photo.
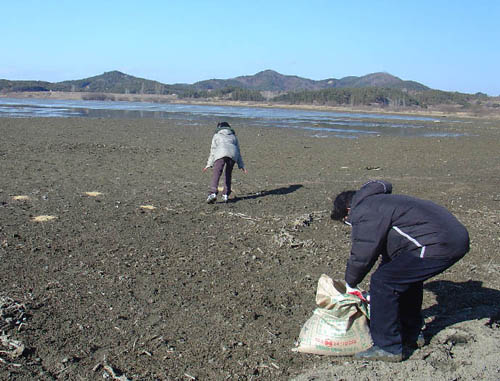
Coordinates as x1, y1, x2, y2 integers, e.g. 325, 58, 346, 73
217, 121, 231, 128
330, 190, 356, 221
215, 121, 235, 134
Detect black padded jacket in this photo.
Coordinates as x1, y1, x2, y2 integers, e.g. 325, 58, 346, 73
345, 180, 470, 287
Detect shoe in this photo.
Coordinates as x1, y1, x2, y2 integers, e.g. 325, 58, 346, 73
206, 193, 217, 204
222, 194, 228, 203
403, 332, 425, 349
354, 345, 402, 362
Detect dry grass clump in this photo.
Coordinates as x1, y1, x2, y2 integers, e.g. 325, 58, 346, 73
12, 195, 30, 201
140, 205, 156, 210
31, 215, 57, 222
84, 191, 103, 197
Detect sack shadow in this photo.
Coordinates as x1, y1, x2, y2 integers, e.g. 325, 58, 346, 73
421, 279, 500, 339
234, 184, 303, 201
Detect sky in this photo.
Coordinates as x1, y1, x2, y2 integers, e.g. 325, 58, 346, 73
2, 1, 499, 95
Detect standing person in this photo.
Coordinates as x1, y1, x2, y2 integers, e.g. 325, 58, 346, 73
203, 122, 247, 203
330, 180, 469, 362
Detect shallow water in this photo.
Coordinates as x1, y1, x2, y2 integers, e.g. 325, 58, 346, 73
0, 97, 465, 138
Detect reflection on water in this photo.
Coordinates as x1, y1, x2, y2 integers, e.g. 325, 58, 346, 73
0, 97, 466, 138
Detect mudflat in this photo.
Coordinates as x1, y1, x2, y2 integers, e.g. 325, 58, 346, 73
0, 115, 499, 380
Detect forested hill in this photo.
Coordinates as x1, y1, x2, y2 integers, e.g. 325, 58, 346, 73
0, 70, 495, 110
0, 70, 429, 93
194, 70, 429, 92
0, 71, 190, 95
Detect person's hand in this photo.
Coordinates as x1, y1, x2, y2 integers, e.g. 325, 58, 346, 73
346, 284, 369, 303
202, 167, 208, 172
241, 168, 248, 174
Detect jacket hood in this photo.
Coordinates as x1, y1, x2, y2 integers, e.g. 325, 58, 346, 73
351, 180, 392, 209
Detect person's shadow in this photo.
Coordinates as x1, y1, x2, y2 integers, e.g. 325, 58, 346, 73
422, 280, 500, 340
233, 184, 303, 202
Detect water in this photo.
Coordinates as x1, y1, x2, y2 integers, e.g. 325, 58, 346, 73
0, 97, 465, 138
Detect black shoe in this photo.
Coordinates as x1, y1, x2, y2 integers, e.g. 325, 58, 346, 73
354, 345, 402, 362
403, 332, 425, 349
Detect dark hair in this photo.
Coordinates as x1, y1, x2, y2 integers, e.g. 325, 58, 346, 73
215, 121, 235, 135
331, 190, 356, 221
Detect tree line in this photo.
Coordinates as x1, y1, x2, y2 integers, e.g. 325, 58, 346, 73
271, 88, 490, 108
1, 79, 494, 108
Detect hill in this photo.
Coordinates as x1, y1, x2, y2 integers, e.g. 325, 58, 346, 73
194, 70, 325, 91
50, 71, 190, 95
0, 71, 189, 95
0, 70, 428, 94
2, 70, 496, 111
193, 70, 429, 92
333, 72, 429, 91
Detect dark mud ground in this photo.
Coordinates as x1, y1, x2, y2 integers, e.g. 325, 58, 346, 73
0, 116, 499, 380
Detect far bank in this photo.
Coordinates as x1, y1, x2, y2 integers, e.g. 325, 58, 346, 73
2, 90, 500, 120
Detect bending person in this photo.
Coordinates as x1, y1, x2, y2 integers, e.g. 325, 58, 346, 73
203, 122, 246, 203
330, 180, 469, 362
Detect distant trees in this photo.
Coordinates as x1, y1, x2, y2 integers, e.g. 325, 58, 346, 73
177, 86, 265, 101
412, 90, 477, 107
229, 87, 265, 101
272, 88, 421, 107
81, 93, 116, 101
0, 74, 492, 110
0, 80, 50, 93
270, 87, 491, 108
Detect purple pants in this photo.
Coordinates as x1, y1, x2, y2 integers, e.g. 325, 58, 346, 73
209, 157, 235, 195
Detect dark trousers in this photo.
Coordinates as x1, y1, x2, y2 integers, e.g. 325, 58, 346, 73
369, 250, 464, 354
210, 157, 235, 195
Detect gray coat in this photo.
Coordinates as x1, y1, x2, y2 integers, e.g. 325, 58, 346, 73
345, 180, 469, 287
205, 129, 244, 169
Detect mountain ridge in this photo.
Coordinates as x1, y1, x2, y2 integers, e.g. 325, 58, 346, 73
1, 69, 430, 94
193, 69, 429, 92
2, 70, 494, 110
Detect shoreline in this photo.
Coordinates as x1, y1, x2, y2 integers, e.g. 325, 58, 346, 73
2, 91, 500, 120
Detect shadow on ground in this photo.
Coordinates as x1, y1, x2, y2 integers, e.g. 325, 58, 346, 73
423, 280, 500, 337
235, 184, 303, 202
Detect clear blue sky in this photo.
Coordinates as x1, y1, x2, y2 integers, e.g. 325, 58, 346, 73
2, 1, 499, 95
